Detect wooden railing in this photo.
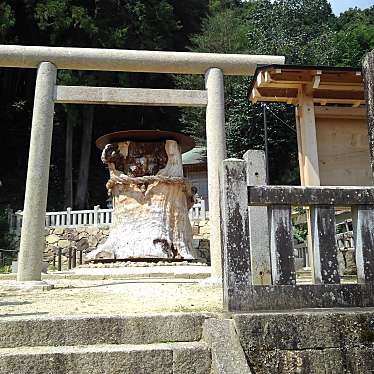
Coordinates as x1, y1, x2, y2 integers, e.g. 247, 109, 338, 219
221, 158, 374, 312
8, 201, 208, 233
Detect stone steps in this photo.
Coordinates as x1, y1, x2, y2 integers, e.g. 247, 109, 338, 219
0, 313, 209, 348
0, 313, 212, 374
0, 341, 211, 374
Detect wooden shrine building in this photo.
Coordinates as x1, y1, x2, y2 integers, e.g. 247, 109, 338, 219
248, 65, 371, 186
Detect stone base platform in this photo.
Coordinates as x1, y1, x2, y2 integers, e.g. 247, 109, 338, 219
52, 264, 211, 280
0, 280, 53, 292
0, 264, 211, 283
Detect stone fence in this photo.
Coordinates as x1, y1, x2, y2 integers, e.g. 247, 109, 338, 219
8, 200, 208, 233
221, 157, 374, 312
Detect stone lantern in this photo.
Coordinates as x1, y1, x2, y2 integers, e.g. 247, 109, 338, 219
87, 130, 196, 260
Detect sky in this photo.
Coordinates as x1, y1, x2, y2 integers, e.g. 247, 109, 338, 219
267, 0, 374, 14
329, 0, 374, 14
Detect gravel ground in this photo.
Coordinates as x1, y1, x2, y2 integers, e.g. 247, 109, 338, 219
0, 278, 223, 318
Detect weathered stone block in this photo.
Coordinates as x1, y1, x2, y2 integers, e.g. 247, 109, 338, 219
77, 238, 89, 251
88, 236, 98, 247
0, 344, 174, 374
199, 225, 210, 235
53, 227, 64, 235
58, 239, 70, 248
78, 232, 88, 240
199, 239, 210, 250
87, 227, 99, 236
0, 313, 208, 348
46, 235, 60, 244
203, 318, 251, 374
172, 342, 211, 374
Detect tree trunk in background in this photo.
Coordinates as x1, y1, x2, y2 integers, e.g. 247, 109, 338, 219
64, 109, 74, 208
363, 49, 374, 180
75, 106, 94, 209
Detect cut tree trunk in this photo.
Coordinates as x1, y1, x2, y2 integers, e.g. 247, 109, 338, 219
363, 49, 374, 180
87, 140, 194, 260
75, 105, 94, 209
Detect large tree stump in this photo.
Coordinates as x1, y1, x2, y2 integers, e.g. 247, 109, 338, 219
87, 139, 194, 260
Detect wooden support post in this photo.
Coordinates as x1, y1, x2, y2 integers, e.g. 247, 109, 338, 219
243, 150, 271, 285
79, 250, 83, 265
72, 249, 77, 268
295, 107, 305, 185
352, 205, 374, 283
297, 85, 320, 186
310, 205, 340, 284
68, 248, 72, 270
269, 205, 296, 285
221, 159, 251, 311
297, 85, 321, 283
57, 249, 62, 271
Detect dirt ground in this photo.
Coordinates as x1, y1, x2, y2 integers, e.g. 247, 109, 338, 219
0, 278, 223, 318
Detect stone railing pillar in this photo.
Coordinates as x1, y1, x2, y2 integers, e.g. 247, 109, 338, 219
243, 150, 272, 285
17, 62, 57, 283
93, 205, 99, 226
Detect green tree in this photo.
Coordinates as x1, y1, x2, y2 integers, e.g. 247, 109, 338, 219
0, 2, 15, 43
333, 7, 374, 66
179, 0, 374, 184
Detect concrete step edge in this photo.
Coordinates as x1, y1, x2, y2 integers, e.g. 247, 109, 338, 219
0, 341, 209, 355
0, 341, 211, 374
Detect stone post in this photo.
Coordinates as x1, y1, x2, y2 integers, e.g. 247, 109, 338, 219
243, 150, 272, 285
221, 159, 251, 311
66, 207, 72, 226
363, 49, 374, 179
17, 62, 57, 282
93, 205, 99, 226
205, 68, 227, 282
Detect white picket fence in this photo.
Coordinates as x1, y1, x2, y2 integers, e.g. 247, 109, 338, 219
8, 200, 208, 233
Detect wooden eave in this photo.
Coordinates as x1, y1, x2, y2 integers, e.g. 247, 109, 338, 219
249, 66, 365, 107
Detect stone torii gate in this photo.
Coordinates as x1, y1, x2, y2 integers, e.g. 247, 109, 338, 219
0, 45, 284, 287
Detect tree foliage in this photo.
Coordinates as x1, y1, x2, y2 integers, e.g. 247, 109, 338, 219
179, 0, 374, 184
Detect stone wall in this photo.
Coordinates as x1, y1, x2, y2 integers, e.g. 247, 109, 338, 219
18, 221, 211, 266
234, 310, 374, 373
45, 226, 111, 264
